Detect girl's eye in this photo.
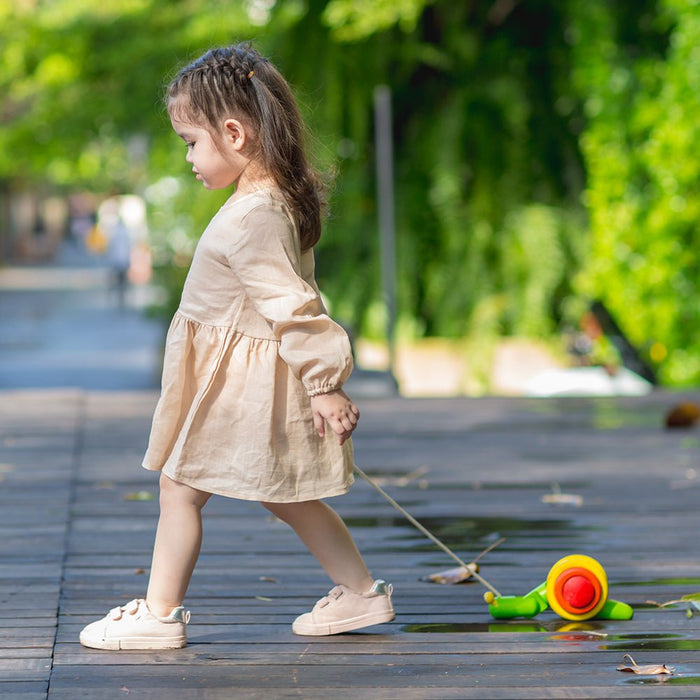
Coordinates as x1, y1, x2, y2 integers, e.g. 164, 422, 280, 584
186, 142, 195, 150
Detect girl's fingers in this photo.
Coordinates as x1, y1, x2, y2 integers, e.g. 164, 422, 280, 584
328, 414, 356, 442
341, 412, 358, 431
337, 425, 353, 445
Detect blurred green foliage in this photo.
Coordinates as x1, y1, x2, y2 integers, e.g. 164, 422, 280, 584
570, 0, 700, 385
1, 0, 699, 384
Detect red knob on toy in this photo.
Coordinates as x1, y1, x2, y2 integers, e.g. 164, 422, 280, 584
546, 555, 609, 621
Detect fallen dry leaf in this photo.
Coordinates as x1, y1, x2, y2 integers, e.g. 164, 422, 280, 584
371, 465, 430, 487
124, 491, 155, 502
665, 401, 700, 429
422, 538, 505, 584
541, 493, 583, 506
617, 654, 675, 675
647, 592, 700, 608
422, 564, 478, 584
541, 483, 583, 507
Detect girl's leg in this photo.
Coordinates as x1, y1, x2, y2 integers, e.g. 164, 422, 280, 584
262, 499, 374, 592
146, 473, 212, 617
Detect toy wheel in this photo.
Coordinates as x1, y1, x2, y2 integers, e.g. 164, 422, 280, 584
546, 555, 608, 621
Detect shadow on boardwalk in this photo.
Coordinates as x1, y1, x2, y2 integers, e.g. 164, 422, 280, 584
2, 247, 700, 697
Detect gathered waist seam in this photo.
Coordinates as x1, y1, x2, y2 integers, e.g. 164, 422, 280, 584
173, 311, 280, 343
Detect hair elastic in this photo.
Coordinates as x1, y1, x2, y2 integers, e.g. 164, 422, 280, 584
247, 70, 255, 79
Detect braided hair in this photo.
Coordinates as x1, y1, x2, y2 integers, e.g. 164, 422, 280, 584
167, 43, 326, 250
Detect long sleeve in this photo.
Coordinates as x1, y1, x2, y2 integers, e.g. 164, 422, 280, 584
226, 200, 353, 395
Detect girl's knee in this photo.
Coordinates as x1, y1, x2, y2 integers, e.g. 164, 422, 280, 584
158, 472, 179, 501
159, 472, 210, 509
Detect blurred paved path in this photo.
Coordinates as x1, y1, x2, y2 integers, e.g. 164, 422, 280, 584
0, 240, 166, 391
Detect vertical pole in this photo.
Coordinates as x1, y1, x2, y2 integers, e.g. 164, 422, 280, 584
0, 182, 11, 262
373, 85, 397, 377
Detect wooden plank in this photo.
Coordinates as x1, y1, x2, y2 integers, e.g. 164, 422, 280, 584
0, 650, 52, 662
44, 662, 700, 694
51, 646, 693, 668
41, 686, 695, 700
0, 682, 47, 700
0, 658, 51, 681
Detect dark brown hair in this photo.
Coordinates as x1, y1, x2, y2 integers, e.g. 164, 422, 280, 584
167, 43, 326, 250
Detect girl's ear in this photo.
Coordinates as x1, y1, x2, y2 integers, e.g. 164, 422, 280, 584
224, 119, 246, 151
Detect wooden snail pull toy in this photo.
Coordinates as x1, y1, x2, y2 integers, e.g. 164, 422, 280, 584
484, 554, 634, 621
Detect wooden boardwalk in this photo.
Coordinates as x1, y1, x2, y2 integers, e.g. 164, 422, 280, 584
2, 388, 700, 698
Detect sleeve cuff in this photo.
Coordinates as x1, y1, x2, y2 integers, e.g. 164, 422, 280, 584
307, 383, 343, 397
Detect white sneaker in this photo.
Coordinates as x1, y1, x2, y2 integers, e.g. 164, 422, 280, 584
293, 580, 395, 636
79, 599, 190, 650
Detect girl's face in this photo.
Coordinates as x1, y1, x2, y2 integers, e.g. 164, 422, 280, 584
169, 115, 242, 190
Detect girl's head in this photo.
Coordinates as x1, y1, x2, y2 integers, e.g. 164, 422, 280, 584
167, 43, 326, 249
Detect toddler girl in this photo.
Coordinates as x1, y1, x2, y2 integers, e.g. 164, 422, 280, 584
79, 43, 394, 650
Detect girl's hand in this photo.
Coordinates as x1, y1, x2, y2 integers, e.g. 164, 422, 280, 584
310, 389, 360, 445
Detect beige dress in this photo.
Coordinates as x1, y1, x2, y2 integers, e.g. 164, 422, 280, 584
142, 189, 355, 502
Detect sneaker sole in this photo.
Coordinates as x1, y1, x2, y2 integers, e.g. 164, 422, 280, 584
79, 633, 187, 650
292, 609, 395, 636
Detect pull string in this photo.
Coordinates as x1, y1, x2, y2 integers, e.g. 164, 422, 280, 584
353, 464, 502, 598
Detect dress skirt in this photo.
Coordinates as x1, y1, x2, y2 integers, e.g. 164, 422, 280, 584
142, 189, 355, 502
